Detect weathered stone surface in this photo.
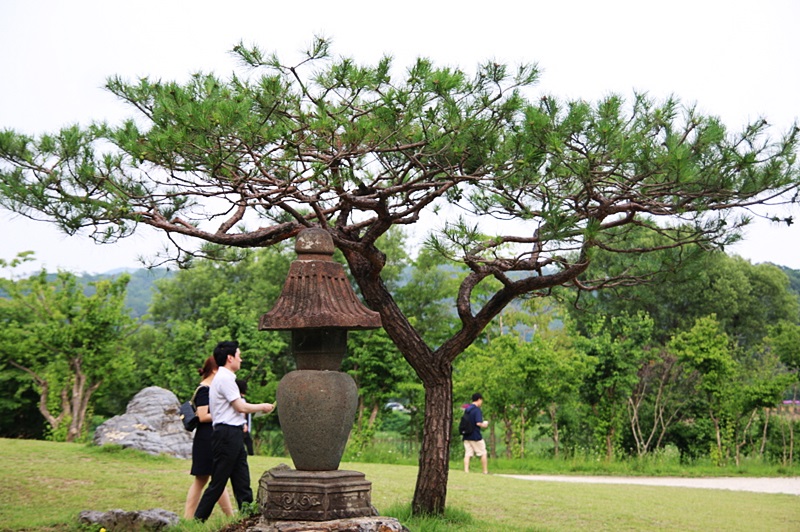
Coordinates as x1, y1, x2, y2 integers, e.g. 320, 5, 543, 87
277, 371, 359, 471
93, 386, 193, 459
259, 466, 377, 522
259, 227, 382, 332
238, 515, 409, 532
78, 508, 179, 531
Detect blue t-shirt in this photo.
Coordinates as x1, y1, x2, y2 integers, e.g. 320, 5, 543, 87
463, 404, 484, 441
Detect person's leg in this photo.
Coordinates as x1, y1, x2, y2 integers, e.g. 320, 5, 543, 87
463, 441, 473, 473
184, 475, 209, 519
229, 440, 253, 509
475, 439, 489, 474
217, 487, 234, 516
194, 427, 238, 521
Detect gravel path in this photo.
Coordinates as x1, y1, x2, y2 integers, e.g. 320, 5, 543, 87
497, 475, 800, 495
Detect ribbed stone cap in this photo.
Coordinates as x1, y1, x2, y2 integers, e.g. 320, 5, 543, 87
258, 228, 382, 331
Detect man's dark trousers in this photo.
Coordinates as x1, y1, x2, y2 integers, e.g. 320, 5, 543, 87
194, 424, 253, 521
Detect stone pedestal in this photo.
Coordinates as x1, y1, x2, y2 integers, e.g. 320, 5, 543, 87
259, 466, 377, 522
238, 516, 408, 532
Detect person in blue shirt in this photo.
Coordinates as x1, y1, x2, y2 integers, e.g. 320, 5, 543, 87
462, 392, 489, 474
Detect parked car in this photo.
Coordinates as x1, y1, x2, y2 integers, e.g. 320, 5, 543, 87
384, 401, 409, 413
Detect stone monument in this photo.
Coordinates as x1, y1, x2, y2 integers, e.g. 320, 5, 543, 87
258, 227, 382, 522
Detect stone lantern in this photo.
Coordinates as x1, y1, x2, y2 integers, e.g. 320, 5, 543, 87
257, 227, 382, 522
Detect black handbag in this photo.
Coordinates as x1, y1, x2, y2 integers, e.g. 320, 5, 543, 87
179, 387, 201, 431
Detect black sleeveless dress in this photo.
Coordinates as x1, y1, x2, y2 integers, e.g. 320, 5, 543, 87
190, 385, 213, 476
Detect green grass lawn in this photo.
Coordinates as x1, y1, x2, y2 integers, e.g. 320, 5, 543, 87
0, 438, 798, 531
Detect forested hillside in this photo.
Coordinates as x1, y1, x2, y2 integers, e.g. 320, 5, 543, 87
782, 266, 800, 297
82, 264, 800, 319
77, 268, 174, 318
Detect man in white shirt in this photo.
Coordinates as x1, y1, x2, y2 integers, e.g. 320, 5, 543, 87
194, 341, 274, 521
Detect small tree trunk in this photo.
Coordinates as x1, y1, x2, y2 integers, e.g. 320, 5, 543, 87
605, 426, 615, 461
710, 410, 725, 465
791, 387, 798, 466
356, 396, 366, 430
760, 408, 770, 457
503, 415, 513, 459
368, 403, 379, 427
489, 420, 497, 459
68, 364, 85, 442
548, 404, 560, 458
65, 361, 102, 443
10, 361, 66, 435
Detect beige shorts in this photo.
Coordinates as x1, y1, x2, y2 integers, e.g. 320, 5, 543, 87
463, 439, 487, 458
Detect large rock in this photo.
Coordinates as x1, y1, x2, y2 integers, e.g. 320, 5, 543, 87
78, 508, 179, 531
94, 386, 192, 459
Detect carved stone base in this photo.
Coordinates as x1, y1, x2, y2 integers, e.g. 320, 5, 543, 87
258, 465, 377, 522
240, 515, 408, 532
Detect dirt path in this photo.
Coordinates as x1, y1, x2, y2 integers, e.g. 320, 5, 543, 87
497, 474, 800, 495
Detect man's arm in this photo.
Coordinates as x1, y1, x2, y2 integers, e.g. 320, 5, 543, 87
232, 398, 274, 415
475, 409, 488, 428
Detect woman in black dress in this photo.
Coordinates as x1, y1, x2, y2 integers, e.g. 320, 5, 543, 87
183, 356, 233, 519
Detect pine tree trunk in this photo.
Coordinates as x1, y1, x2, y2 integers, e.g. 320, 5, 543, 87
411, 375, 452, 515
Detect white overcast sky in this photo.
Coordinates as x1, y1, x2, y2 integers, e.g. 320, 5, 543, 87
1, 0, 799, 275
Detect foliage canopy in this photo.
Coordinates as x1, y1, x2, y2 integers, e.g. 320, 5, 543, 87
0, 271, 134, 442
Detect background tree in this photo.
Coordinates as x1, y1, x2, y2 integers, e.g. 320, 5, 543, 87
765, 321, 800, 464
626, 347, 699, 456
569, 232, 800, 461
577, 312, 654, 460
0, 253, 46, 438
344, 328, 414, 448
0, 271, 134, 442
454, 299, 592, 459
669, 315, 739, 464
1, 39, 798, 514
569, 232, 799, 348
526, 328, 594, 458
732, 349, 795, 465
455, 334, 528, 459
135, 245, 292, 403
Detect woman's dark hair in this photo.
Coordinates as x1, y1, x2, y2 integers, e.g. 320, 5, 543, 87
198, 356, 218, 379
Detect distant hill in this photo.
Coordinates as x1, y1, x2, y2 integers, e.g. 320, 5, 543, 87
780, 266, 800, 308
29, 263, 800, 321
74, 268, 174, 318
